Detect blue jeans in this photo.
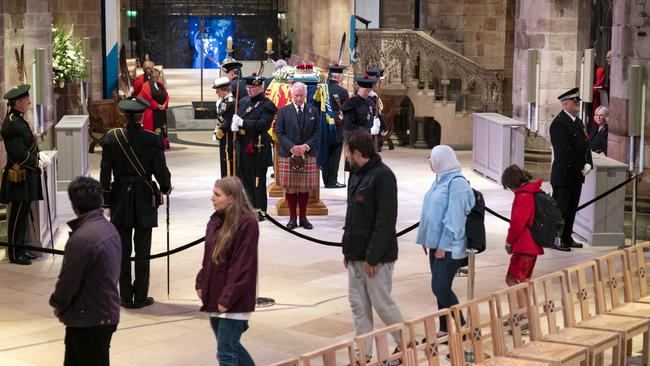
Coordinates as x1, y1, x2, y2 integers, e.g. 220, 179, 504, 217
430, 251, 466, 332
209, 317, 255, 366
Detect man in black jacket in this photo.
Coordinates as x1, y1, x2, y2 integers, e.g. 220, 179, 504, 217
342, 131, 403, 361
0, 84, 47, 265
550, 87, 593, 251
100, 97, 172, 308
212, 77, 236, 178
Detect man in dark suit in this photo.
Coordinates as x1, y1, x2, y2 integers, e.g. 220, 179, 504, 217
549, 87, 593, 251
323, 64, 349, 188
100, 97, 172, 308
0, 84, 46, 265
231, 73, 278, 221
275, 82, 321, 229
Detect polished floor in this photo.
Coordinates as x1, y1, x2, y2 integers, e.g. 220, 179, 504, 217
0, 131, 634, 365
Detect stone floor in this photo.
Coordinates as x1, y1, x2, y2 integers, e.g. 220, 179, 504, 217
0, 131, 639, 365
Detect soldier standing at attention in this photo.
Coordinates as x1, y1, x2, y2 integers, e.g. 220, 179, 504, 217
0, 84, 48, 265
231, 73, 278, 222
100, 97, 172, 308
212, 77, 237, 178
323, 64, 349, 188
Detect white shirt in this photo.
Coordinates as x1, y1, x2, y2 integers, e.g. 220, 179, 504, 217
562, 109, 577, 122
209, 312, 251, 321
293, 103, 305, 115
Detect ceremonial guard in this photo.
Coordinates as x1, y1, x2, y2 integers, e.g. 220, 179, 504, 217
342, 75, 382, 136
275, 82, 321, 230
221, 60, 248, 101
322, 64, 349, 188
0, 84, 47, 265
366, 67, 388, 148
231, 73, 278, 221
212, 77, 236, 178
100, 97, 172, 308
549, 87, 593, 251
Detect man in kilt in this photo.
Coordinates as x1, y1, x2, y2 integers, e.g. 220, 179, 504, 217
275, 82, 321, 230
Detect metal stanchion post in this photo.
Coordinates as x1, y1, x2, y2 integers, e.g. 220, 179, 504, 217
632, 174, 638, 246
466, 249, 477, 301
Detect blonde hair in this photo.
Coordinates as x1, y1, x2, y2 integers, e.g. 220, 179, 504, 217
595, 106, 609, 121
211, 177, 255, 264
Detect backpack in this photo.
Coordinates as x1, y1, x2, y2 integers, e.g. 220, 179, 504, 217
526, 191, 564, 248
449, 177, 486, 254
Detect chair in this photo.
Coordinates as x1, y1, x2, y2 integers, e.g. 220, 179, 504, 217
450, 295, 551, 365
404, 308, 461, 365
88, 99, 126, 153
625, 242, 650, 304
354, 324, 410, 366
267, 358, 300, 366
493, 283, 588, 365
564, 260, 650, 365
595, 251, 650, 319
529, 271, 620, 366
300, 339, 356, 366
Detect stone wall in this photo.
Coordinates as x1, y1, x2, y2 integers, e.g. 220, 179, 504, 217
2, 0, 55, 147
511, 0, 592, 138
52, 0, 102, 102
380, 0, 414, 29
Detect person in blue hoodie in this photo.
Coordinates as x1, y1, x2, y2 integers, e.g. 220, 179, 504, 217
416, 145, 475, 336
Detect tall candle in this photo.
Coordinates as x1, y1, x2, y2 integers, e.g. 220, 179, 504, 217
227, 36, 233, 52
266, 38, 272, 53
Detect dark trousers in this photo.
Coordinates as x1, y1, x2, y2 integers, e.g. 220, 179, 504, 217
322, 142, 343, 186
430, 251, 466, 332
238, 153, 268, 212
64, 325, 117, 366
7, 201, 30, 260
117, 227, 152, 302
552, 183, 582, 245
210, 317, 255, 366
219, 134, 235, 178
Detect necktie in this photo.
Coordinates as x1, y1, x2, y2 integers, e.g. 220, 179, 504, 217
297, 106, 304, 128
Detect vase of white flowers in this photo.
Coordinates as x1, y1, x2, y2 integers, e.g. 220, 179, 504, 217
52, 25, 87, 121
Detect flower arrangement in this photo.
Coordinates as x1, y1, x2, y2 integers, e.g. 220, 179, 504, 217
52, 25, 87, 88
272, 65, 296, 83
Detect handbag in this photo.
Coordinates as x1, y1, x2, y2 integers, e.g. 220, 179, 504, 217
290, 154, 305, 172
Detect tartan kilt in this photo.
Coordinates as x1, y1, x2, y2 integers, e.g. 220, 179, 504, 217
277, 155, 320, 191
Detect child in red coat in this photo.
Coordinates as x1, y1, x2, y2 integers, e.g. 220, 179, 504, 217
501, 165, 544, 314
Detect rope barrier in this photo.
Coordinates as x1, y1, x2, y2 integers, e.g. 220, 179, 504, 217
0, 173, 637, 257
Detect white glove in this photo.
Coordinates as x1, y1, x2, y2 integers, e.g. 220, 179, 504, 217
581, 163, 592, 176
211, 133, 217, 142
232, 114, 244, 127
231, 122, 240, 132
373, 117, 381, 129
370, 118, 381, 135
38, 151, 51, 167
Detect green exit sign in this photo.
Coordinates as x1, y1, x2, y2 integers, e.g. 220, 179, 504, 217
127, 10, 138, 17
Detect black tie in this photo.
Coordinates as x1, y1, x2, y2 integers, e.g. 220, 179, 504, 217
297, 106, 304, 129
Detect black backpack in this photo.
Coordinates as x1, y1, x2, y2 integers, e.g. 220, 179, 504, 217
449, 177, 486, 254
526, 191, 564, 248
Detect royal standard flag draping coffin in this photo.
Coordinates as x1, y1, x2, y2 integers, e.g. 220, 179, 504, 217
265, 80, 337, 171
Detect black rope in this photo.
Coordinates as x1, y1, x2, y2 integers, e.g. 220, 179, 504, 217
0, 236, 205, 261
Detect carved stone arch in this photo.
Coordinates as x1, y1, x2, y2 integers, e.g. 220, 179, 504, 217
465, 77, 488, 112
426, 58, 445, 91
385, 46, 408, 83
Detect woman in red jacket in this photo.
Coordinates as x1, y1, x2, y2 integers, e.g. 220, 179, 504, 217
501, 165, 544, 313
196, 176, 258, 366
141, 69, 170, 149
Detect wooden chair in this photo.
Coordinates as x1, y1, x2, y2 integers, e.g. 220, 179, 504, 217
564, 260, 650, 365
300, 339, 356, 366
354, 324, 410, 366
493, 283, 588, 365
450, 295, 551, 365
529, 271, 620, 366
404, 308, 460, 365
595, 251, 650, 319
267, 358, 300, 366
88, 98, 126, 153
625, 242, 650, 304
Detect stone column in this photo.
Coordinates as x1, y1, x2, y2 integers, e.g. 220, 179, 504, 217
295, 0, 353, 63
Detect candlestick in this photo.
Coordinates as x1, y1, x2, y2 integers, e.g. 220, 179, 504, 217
266, 38, 272, 53
227, 36, 233, 52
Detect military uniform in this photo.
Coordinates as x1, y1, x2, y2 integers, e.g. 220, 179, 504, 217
221, 60, 248, 101
323, 64, 349, 188
549, 88, 593, 251
100, 97, 172, 308
212, 77, 237, 178
232, 74, 277, 217
0, 84, 43, 265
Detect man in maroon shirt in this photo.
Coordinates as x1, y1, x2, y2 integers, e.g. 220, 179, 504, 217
50, 176, 121, 366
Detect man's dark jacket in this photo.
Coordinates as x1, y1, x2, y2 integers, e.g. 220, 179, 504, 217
275, 103, 321, 157
549, 110, 593, 186
342, 154, 398, 265
328, 80, 349, 143
100, 124, 172, 228
49, 209, 122, 327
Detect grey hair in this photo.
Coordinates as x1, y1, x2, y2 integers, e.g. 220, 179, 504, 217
291, 82, 307, 94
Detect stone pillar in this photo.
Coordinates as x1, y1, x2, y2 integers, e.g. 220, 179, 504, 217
3, 0, 55, 148
52, 0, 102, 102
294, 0, 353, 63
512, 0, 592, 137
